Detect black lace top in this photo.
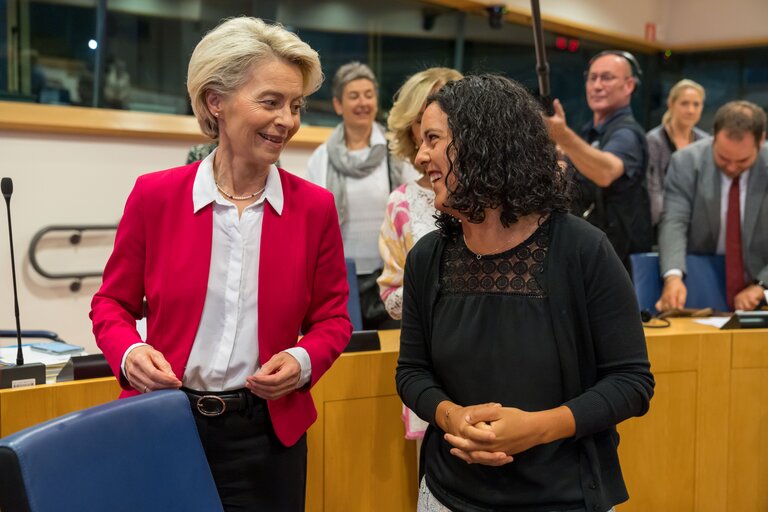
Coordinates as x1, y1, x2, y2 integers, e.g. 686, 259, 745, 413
439, 217, 551, 297
427, 218, 583, 511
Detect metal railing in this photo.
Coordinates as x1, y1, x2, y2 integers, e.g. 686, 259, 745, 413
28, 224, 117, 292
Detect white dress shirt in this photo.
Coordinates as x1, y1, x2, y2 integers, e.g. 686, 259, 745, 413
122, 150, 311, 391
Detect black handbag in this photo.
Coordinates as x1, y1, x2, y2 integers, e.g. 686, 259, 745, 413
357, 270, 399, 331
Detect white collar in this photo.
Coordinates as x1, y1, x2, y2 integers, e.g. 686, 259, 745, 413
370, 123, 387, 145
192, 149, 284, 215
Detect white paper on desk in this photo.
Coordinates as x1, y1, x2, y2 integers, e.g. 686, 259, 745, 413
0, 346, 74, 366
694, 317, 730, 328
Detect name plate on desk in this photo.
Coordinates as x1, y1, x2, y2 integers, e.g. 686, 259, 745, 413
721, 311, 768, 329
344, 330, 381, 353
57, 354, 113, 382
0, 363, 46, 389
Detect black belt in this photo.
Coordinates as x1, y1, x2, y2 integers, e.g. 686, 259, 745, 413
182, 387, 253, 417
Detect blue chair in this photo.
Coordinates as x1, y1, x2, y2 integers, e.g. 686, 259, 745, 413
346, 258, 363, 331
0, 390, 223, 512
630, 252, 728, 313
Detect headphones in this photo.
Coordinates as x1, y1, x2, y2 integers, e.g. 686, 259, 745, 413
587, 50, 643, 87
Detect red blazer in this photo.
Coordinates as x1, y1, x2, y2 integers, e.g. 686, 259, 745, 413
91, 162, 351, 446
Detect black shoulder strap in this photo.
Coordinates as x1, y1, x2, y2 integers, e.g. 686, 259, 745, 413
385, 141, 393, 192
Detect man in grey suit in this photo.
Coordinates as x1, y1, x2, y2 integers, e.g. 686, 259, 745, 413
657, 100, 768, 312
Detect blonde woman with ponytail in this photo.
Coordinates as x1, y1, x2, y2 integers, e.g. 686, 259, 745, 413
646, 79, 707, 227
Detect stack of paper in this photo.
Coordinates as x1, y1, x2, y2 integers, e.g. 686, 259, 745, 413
0, 346, 87, 384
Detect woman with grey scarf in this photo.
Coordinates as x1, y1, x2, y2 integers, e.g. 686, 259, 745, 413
308, 61, 411, 330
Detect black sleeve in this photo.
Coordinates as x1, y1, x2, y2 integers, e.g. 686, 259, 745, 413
564, 234, 655, 439
395, 239, 451, 427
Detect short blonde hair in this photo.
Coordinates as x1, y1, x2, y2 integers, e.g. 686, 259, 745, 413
662, 78, 705, 126
187, 17, 323, 139
387, 67, 463, 165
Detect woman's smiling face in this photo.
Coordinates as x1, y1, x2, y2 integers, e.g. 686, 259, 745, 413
209, 58, 305, 172
414, 102, 455, 213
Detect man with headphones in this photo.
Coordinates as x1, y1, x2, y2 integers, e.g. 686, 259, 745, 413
545, 50, 652, 270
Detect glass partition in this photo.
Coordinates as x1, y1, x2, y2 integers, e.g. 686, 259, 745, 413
3, 0, 763, 133
654, 46, 768, 132
13, 0, 98, 104
281, 0, 459, 126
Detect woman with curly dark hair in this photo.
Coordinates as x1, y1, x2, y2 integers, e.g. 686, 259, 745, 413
396, 74, 654, 512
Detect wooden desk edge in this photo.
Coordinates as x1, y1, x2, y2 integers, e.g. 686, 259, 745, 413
0, 101, 333, 146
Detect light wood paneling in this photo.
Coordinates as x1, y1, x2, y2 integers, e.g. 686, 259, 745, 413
728, 328, 768, 511
618, 371, 698, 511
323, 396, 417, 511
643, 332, 700, 373
423, 0, 660, 52
0, 377, 120, 436
694, 330, 732, 512
731, 330, 768, 369
728, 369, 768, 511
0, 101, 332, 148
425, 0, 768, 52
305, 329, 418, 512
0, 101, 204, 141
619, 323, 732, 512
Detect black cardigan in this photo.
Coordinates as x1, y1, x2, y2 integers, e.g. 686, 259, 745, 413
396, 212, 655, 511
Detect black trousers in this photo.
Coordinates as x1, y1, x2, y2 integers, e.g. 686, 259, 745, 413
191, 394, 307, 511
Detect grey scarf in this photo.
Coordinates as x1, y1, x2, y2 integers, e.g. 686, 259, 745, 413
326, 122, 403, 224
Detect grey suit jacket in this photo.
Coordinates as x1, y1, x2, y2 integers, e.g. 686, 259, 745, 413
659, 138, 768, 285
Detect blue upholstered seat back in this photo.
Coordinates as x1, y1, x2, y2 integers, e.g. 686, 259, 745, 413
630, 252, 728, 313
0, 390, 223, 512
346, 258, 363, 331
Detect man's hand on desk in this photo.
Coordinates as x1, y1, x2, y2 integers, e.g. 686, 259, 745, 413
734, 284, 766, 311
656, 275, 687, 313
125, 345, 181, 393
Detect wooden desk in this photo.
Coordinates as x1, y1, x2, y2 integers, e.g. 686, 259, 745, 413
617, 320, 729, 511
1, 322, 766, 511
0, 377, 121, 437
305, 329, 417, 512
617, 319, 768, 512
727, 328, 768, 511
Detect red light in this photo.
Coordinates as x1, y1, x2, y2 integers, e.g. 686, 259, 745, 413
567, 39, 580, 52
555, 37, 567, 50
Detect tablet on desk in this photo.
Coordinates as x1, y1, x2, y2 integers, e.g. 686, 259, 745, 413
29, 342, 84, 355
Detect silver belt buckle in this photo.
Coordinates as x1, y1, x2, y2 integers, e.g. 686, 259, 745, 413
196, 395, 226, 417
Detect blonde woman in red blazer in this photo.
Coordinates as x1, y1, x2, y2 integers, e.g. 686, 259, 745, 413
90, 18, 351, 511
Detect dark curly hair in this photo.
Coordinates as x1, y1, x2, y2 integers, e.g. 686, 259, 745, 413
430, 74, 571, 236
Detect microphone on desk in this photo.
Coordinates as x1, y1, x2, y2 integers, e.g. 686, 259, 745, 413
0, 177, 45, 389
640, 309, 671, 328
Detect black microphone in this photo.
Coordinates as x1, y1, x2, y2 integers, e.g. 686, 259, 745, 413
640, 309, 670, 328
2, 178, 23, 366
0, 177, 45, 388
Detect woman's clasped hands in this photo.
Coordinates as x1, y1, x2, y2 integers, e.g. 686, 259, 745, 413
441, 402, 576, 467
